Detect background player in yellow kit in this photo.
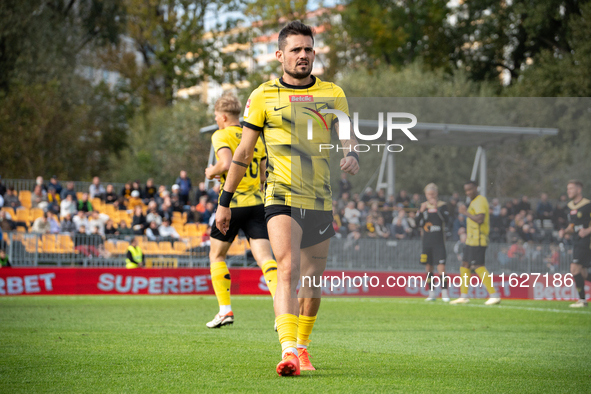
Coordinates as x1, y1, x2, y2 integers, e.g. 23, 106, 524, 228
204, 94, 278, 328
451, 181, 501, 305
215, 21, 359, 376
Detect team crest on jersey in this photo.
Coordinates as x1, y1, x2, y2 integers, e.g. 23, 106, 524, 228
290, 95, 313, 102
577, 212, 582, 218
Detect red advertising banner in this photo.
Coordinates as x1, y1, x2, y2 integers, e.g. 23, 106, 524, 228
0, 268, 589, 300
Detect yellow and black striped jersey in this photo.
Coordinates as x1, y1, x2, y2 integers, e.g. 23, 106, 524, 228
212, 125, 266, 208
243, 75, 349, 211
466, 195, 490, 247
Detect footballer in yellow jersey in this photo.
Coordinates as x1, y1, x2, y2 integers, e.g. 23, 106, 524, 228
215, 21, 359, 376
204, 95, 278, 329
211, 125, 266, 208
450, 181, 500, 305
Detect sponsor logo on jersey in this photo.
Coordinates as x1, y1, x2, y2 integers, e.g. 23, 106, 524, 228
244, 99, 251, 117
290, 95, 314, 102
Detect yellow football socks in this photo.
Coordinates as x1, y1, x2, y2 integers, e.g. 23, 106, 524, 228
297, 315, 317, 348
276, 314, 298, 355
460, 266, 471, 296
475, 266, 497, 295
211, 261, 231, 307
262, 260, 278, 298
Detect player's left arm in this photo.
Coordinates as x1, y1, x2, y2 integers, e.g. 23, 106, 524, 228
465, 199, 486, 224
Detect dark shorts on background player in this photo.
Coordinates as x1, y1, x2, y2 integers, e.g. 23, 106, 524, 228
265, 205, 335, 249
572, 245, 591, 268
420, 243, 447, 265
211, 204, 268, 243
464, 245, 487, 266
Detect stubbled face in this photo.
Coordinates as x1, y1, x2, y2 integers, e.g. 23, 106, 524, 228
277, 35, 315, 80
567, 183, 580, 200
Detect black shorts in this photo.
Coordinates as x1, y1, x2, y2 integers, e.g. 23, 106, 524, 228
572, 245, 591, 268
265, 205, 335, 249
464, 245, 487, 266
420, 243, 446, 265
211, 204, 268, 243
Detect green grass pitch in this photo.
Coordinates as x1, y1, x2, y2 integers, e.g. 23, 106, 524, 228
1, 296, 590, 393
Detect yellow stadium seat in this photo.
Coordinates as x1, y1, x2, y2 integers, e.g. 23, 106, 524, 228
117, 241, 130, 255
29, 208, 44, 222
16, 208, 30, 224
174, 242, 187, 254
227, 238, 247, 256
184, 223, 198, 236
159, 242, 176, 255
76, 192, 83, 200
1, 207, 15, 217
145, 242, 159, 255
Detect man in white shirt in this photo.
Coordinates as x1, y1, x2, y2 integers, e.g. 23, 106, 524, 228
88, 210, 110, 236
343, 201, 361, 226
158, 218, 180, 239
73, 211, 89, 233
60, 194, 77, 218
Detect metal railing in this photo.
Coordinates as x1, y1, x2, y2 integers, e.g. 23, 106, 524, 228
3, 231, 570, 274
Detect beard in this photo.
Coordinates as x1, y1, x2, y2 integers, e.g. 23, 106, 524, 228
284, 63, 312, 79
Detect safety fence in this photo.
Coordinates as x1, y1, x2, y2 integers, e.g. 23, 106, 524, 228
2, 232, 570, 274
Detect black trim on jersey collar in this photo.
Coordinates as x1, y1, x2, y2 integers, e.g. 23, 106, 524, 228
243, 121, 264, 132
230, 124, 242, 128
279, 75, 316, 89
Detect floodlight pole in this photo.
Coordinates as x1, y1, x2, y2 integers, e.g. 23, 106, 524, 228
470, 146, 487, 197
204, 145, 216, 189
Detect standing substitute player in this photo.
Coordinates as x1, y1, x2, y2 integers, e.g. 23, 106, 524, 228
417, 183, 450, 302
215, 21, 359, 376
564, 180, 591, 307
204, 95, 279, 328
450, 181, 501, 305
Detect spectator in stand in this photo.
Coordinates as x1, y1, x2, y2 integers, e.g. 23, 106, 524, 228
121, 183, 132, 199
114, 197, 127, 211
202, 201, 215, 225
196, 195, 208, 215
516, 195, 532, 214
146, 220, 160, 241
33, 176, 48, 193
128, 190, 143, 211
393, 217, 406, 239
490, 207, 509, 242
407, 210, 419, 239
159, 218, 180, 243
89, 177, 106, 200
131, 180, 142, 197
144, 178, 157, 202
491, 198, 501, 217
208, 184, 220, 204
452, 208, 466, 241
46, 187, 61, 215
131, 205, 146, 235
0, 211, 14, 233
88, 210, 109, 236
0, 192, 3, 208
60, 213, 76, 234
159, 197, 173, 221
31, 212, 50, 234
155, 185, 167, 206
448, 194, 459, 220
365, 215, 377, 238
3, 187, 20, 209
60, 193, 77, 218
337, 192, 350, 212
361, 187, 375, 203
396, 189, 410, 207
0, 175, 6, 197
507, 239, 526, 260
345, 223, 362, 252
176, 170, 192, 206
509, 197, 520, 216
196, 182, 208, 202
31, 185, 48, 210
104, 220, 118, 237
47, 212, 60, 234
376, 216, 390, 239
48, 175, 62, 195
170, 185, 184, 212
454, 229, 466, 263
545, 243, 560, 273
88, 226, 106, 257
105, 184, 118, 204
0, 249, 11, 268
339, 172, 352, 198
332, 204, 345, 237
118, 221, 133, 236
185, 205, 201, 224
146, 201, 162, 226
553, 194, 569, 230
343, 201, 361, 226
357, 201, 368, 226
73, 210, 89, 233
77, 193, 93, 213
409, 193, 421, 209
536, 193, 553, 220
61, 182, 77, 201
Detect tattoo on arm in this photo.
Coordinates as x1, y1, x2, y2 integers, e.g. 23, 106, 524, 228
311, 255, 327, 260
232, 160, 248, 168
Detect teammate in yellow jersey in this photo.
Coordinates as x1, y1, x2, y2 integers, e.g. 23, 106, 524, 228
215, 21, 359, 376
204, 94, 279, 328
450, 181, 501, 305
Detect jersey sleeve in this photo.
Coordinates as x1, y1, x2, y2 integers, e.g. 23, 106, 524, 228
472, 197, 488, 215
440, 204, 450, 224
243, 87, 266, 131
211, 130, 231, 154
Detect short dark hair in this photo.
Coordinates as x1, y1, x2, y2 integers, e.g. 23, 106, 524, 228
464, 180, 478, 188
568, 179, 583, 188
278, 21, 314, 50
